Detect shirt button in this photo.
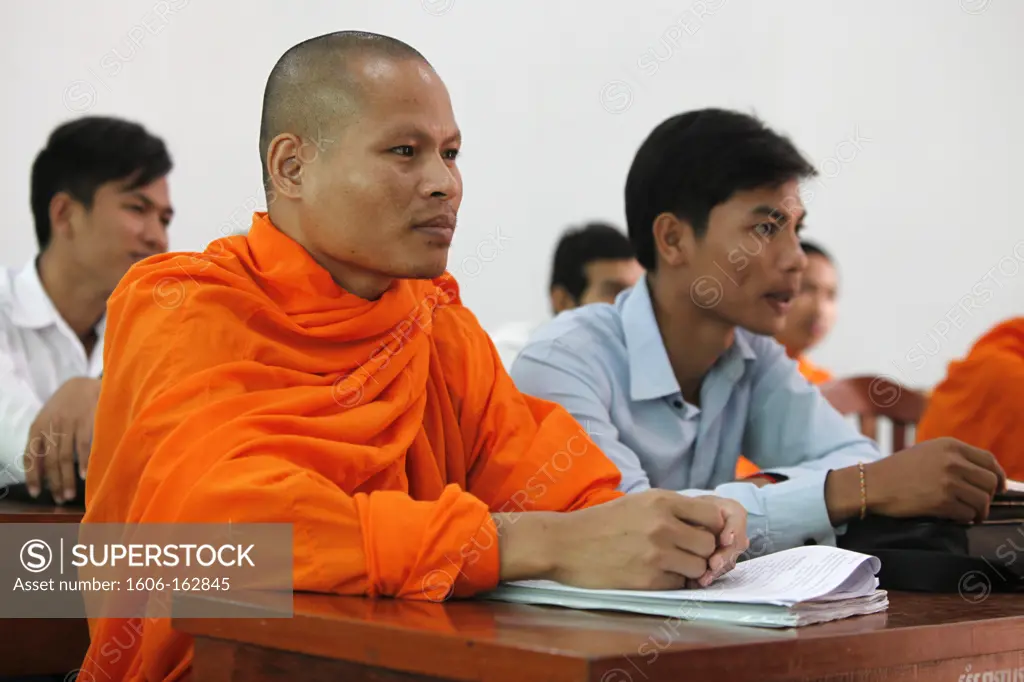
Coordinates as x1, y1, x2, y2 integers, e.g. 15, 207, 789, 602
672, 400, 683, 409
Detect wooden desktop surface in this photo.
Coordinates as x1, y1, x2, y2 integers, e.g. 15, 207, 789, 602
0, 498, 84, 523
175, 590, 1024, 682
0, 500, 88, 677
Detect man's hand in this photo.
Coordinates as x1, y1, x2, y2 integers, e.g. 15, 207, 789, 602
497, 490, 749, 591
22, 377, 101, 503
867, 438, 1005, 523
825, 437, 1006, 525
694, 495, 748, 586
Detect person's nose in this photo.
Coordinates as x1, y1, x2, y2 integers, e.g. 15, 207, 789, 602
422, 152, 460, 200
142, 217, 169, 253
779, 230, 808, 274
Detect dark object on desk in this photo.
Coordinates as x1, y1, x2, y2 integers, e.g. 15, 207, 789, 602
838, 513, 1024, 593
1, 477, 86, 509
990, 488, 1024, 520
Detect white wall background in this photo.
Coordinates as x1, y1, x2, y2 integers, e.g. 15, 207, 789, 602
2, 0, 1020, 389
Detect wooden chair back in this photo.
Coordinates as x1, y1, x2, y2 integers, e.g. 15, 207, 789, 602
819, 375, 928, 453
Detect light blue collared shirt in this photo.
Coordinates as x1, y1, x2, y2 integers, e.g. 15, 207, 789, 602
509, 276, 883, 554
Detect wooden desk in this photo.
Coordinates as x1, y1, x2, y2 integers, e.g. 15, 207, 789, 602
0, 500, 88, 678
0, 499, 84, 523
176, 591, 1024, 682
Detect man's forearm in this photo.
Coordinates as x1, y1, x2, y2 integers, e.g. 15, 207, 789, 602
824, 466, 863, 526
493, 511, 562, 582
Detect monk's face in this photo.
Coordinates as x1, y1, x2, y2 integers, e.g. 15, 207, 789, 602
65, 176, 172, 293
679, 179, 807, 335
300, 57, 462, 287
776, 253, 838, 354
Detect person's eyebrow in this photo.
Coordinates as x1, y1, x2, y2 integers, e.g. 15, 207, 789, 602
128, 191, 174, 218
750, 204, 807, 226
750, 205, 785, 222
383, 126, 461, 145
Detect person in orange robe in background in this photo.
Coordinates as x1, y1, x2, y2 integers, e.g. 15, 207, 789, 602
735, 240, 839, 480
917, 317, 1024, 481
775, 240, 838, 384
78, 31, 748, 681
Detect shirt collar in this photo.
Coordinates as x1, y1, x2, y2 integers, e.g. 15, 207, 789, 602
732, 329, 757, 362
9, 258, 108, 341
9, 258, 61, 329
621, 276, 682, 401
717, 328, 757, 382
620, 275, 757, 402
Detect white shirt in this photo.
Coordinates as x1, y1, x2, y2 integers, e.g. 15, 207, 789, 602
0, 260, 104, 485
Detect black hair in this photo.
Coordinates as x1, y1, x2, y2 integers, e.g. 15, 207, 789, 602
550, 222, 636, 302
800, 239, 833, 264
30, 116, 172, 249
624, 108, 816, 270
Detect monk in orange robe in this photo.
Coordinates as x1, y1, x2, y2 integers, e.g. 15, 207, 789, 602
736, 240, 837, 480
917, 317, 1024, 480
79, 31, 748, 681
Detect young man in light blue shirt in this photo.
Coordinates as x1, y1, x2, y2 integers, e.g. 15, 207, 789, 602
511, 108, 1005, 555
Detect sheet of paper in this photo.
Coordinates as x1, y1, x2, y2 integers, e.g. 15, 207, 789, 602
484, 587, 889, 628
488, 589, 807, 627
503, 545, 880, 606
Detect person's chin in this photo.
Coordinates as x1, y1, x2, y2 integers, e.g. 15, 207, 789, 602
406, 257, 449, 280
738, 311, 787, 337
808, 327, 828, 346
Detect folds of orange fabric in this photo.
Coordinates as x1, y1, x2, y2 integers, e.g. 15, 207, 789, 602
796, 355, 834, 387
917, 317, 1024, 481
735, 354, 833, 479
78, 211, 623, 681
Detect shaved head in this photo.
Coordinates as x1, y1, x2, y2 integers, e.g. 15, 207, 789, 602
255, 30, 462, 301
259, 31, 429, 185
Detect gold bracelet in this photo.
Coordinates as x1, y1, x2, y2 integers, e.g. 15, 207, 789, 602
858, 462, 867, 520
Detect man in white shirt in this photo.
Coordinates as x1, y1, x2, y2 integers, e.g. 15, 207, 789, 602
0, 116, 173, 504
490, 222, 643, 368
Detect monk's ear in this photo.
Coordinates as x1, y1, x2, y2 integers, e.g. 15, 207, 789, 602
651, 212, 696, 269
266, 133, 305, 200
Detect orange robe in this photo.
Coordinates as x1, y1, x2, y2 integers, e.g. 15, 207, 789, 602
735, 354, 834, 479
79, 212, 623, 681
916, 317, 1024, 480
796, 355, 834, 386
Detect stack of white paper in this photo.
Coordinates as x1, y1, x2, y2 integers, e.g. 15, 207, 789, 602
483, 545, 888, 628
